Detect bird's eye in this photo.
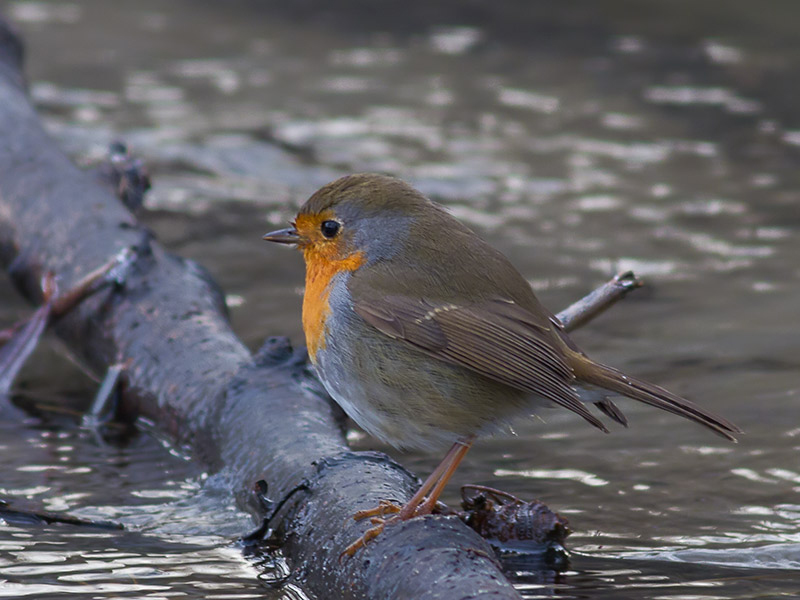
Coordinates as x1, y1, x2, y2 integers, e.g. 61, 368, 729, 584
320, 220, 341, 238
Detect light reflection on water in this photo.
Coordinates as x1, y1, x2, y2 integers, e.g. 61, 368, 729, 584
3, 0, 800, 598
0, 528, 277, 599
0, 418, 291, 598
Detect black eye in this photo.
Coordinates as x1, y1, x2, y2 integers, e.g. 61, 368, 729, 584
320, 220, 340, 238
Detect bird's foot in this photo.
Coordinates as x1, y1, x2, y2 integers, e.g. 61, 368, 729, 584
340, 518, 389, 559
341, 499, 439, 559
340, 500, 402, 560
352, 499, 402, 522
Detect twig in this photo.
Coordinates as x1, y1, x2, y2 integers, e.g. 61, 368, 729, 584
0, 250, 136, 397
556, 271, 643, 333
82, 361, 128, 427
0, 273, 55, 394
0, 497, 123, 530
50, 247, 135, 318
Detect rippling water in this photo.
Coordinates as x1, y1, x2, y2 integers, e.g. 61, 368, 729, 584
3, 0, 800, 598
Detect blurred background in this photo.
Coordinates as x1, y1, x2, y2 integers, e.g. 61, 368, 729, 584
1, 1, 799, 598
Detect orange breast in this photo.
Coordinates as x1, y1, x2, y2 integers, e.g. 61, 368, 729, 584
302, 250, 365, 362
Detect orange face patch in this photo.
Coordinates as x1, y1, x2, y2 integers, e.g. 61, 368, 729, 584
294, 210, 365, 361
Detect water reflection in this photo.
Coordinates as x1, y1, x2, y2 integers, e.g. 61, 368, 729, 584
0, 526, 279, 599
0, 412, 292, 598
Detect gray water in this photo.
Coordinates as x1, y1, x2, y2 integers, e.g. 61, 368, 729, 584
2, 0, 800, 598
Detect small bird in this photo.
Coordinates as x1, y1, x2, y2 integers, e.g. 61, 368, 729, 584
263, 173, 740, 556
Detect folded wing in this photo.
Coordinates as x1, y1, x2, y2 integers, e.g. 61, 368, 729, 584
353, 295, 609, 432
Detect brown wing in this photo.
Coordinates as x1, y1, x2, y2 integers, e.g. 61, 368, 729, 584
352, 295, 608, 432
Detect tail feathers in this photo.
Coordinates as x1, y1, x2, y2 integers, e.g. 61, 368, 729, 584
594, 398, 629, 427
574, 358, 742, 441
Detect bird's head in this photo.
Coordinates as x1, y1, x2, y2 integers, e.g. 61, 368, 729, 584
263, 173, 440, 267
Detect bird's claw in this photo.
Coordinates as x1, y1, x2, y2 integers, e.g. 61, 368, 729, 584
340, 500, 403, 559
340, 519, 387, 560
341, 497, 439, 559
352, 499, 402, 521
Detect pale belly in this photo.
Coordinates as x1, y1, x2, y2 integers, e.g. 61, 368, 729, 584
312, 298, 535, 451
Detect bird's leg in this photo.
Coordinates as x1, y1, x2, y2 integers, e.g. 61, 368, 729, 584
408, 436, 473, 517
341, 436, 475, 558
352, 440, 462, 523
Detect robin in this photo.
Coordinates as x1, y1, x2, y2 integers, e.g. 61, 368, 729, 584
263, 173, 740, 556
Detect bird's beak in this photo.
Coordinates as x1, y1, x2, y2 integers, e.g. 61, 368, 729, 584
262, 226, 300, 245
